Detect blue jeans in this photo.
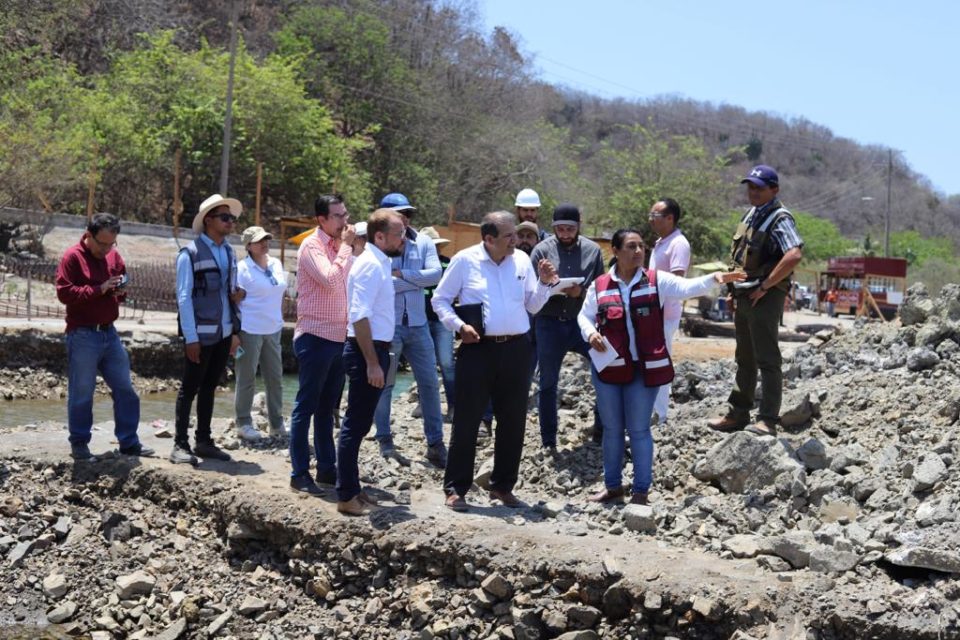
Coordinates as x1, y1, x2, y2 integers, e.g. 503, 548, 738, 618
429, 320, 455, 410
288, 334, 343, 479
66, 327, 141, 449
373, 324, 444, 446
536, 315, 600, 446
591, 368, 658, 493
337, 340, 390, 501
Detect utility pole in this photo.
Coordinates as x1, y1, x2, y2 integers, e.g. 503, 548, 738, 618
219, 0, 240, 196
885, 149, 892, 257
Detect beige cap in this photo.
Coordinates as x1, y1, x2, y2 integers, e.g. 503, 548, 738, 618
419, 226, 450, 245
241, 226, 271, 245
516, 221, 539, 234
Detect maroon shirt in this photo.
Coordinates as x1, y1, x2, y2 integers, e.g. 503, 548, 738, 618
55, 236, 127, 332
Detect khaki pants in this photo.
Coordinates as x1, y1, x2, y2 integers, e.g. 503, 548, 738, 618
727, 288, 786, 424
234, 330, 284, 431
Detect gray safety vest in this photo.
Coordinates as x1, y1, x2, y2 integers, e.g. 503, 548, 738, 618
178, 239, 239, 345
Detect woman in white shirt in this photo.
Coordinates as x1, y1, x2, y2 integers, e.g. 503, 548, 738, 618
234, 226, 288, 440
577, 228, 743, 505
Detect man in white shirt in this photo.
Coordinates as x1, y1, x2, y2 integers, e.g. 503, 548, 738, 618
647, 198, 691, 425
336, 209, 406, 516
432, 211, 559, 512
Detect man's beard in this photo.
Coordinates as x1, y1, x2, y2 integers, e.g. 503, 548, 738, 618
385, 246, 403, 257
558, 235, 577, 248
517, 242, 534, 254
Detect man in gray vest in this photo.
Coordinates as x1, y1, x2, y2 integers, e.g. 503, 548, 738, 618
173, 194, 245, 465
708, 165, 803, 437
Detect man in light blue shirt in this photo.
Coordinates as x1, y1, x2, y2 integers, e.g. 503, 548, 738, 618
173, 194, 244, 465
371, 192, 447, 468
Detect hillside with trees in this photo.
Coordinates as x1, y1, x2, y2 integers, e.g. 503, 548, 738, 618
2, 0, 958, 270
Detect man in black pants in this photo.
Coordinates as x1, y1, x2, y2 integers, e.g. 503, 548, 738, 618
172, 194, 245, 465
431, 211, 558, 511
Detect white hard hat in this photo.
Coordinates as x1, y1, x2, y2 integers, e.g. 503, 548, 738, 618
515, 188, 541, 208
354, 221, 367, 237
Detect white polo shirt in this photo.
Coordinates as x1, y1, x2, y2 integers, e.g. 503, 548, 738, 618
346, 243, 396, 342
649, 228, 691, 322
431, 243, 552, 336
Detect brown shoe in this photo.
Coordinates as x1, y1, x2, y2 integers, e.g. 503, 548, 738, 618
445, 494, 469, 512
744, 420, 777, 437
630, 492, 649, 505
337, 496, 370, 516
489, 489, 523, 508
357, 490, 379, 506
588, 487, 625, 503
707, 413, 749, 432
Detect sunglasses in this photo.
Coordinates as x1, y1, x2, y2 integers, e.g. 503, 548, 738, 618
216, 213, 238, 223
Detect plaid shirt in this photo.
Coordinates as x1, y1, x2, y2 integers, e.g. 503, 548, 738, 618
295, 227, 354, 342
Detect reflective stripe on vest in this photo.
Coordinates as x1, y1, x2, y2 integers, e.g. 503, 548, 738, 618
592, 270, 674, 387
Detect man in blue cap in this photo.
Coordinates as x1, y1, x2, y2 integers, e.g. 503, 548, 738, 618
708, 165, 803, 437
372, 192, 448, 467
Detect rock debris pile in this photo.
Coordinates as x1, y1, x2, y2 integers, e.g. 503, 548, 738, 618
4, 282, 960, 638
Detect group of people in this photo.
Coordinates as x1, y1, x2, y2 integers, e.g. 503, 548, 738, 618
54, 164, 803, 514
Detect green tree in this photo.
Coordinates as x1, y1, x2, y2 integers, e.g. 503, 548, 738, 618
889, 230, 954, 266
593, 125, 734, 258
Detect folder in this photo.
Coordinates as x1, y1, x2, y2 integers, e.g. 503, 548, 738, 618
454, 303, 485, 337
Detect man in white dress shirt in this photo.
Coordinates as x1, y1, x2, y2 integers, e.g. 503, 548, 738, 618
647, 198, 691, 425
336, 209, 406, 516
431, 211, 559, 512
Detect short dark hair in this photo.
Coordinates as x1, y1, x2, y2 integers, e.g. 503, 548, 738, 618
315, 194, 344, 217
367, 208, 400, 239
88, 213, 120, 236
480, 211, 515, 239
657, 198, 681, 223
611, 228, 644, 250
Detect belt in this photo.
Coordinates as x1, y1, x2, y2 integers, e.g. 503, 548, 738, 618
347, 337, 391, 350
481, 334, 525, 344
79, 323, 114, 332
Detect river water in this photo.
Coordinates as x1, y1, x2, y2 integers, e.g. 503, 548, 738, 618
0, 373, 415, 427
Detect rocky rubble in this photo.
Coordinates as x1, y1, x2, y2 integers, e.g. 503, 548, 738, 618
6, 282, 960, 637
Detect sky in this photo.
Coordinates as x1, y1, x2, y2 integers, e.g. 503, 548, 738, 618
480, 0, 960, 196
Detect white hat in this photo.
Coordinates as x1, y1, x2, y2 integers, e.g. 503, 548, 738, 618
515, 188, 541, 208
419, 226, 450, 245
354, 221, 368, 237
192, 194, 242, 234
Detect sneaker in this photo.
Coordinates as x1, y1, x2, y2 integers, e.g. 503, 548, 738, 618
169, 444, 198, 466
119, 444, 156, 458
630, 492, 649, 505
194, 441, 232, 461
426, 441, 448, 468
412, 404, 423, 419
290, 474, 324, 496
70, 444, 98, 462
238, 423, 263, 442
378, 436, 396, 458
443, 408, 454, 424
315, 468, 337, 487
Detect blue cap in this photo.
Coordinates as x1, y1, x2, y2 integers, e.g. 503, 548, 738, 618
379, 192, 416, 213
741, 165, 779, 187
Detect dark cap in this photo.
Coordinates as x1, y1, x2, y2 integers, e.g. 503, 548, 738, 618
552, 203, 581, 226
741, 165, 779, 187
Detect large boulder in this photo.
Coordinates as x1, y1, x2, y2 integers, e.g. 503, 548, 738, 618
899, 283, 933, 326
693, 432, 804, 494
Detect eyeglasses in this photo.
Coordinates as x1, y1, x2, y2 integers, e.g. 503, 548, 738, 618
90, 235, 117, 249
217, 214, 238, 223
648, 213, 666, 219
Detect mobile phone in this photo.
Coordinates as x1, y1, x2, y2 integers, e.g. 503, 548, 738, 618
117, 274, 130, 289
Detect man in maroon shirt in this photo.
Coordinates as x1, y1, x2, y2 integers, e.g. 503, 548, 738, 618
55, 213, 152, 461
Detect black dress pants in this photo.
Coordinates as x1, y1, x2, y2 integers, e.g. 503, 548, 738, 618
443, 337, 532, 497
175, 337, 231, 448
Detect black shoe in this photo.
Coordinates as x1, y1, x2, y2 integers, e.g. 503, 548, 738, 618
70, 444, 98, 462
119, 444, 156, 458
291, 474, 324, 496
378, 436, 396, 458
315, 469, 337, 487
169, 444, 198, 466
194, 441, 232, 461
426, 442, 448, 468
